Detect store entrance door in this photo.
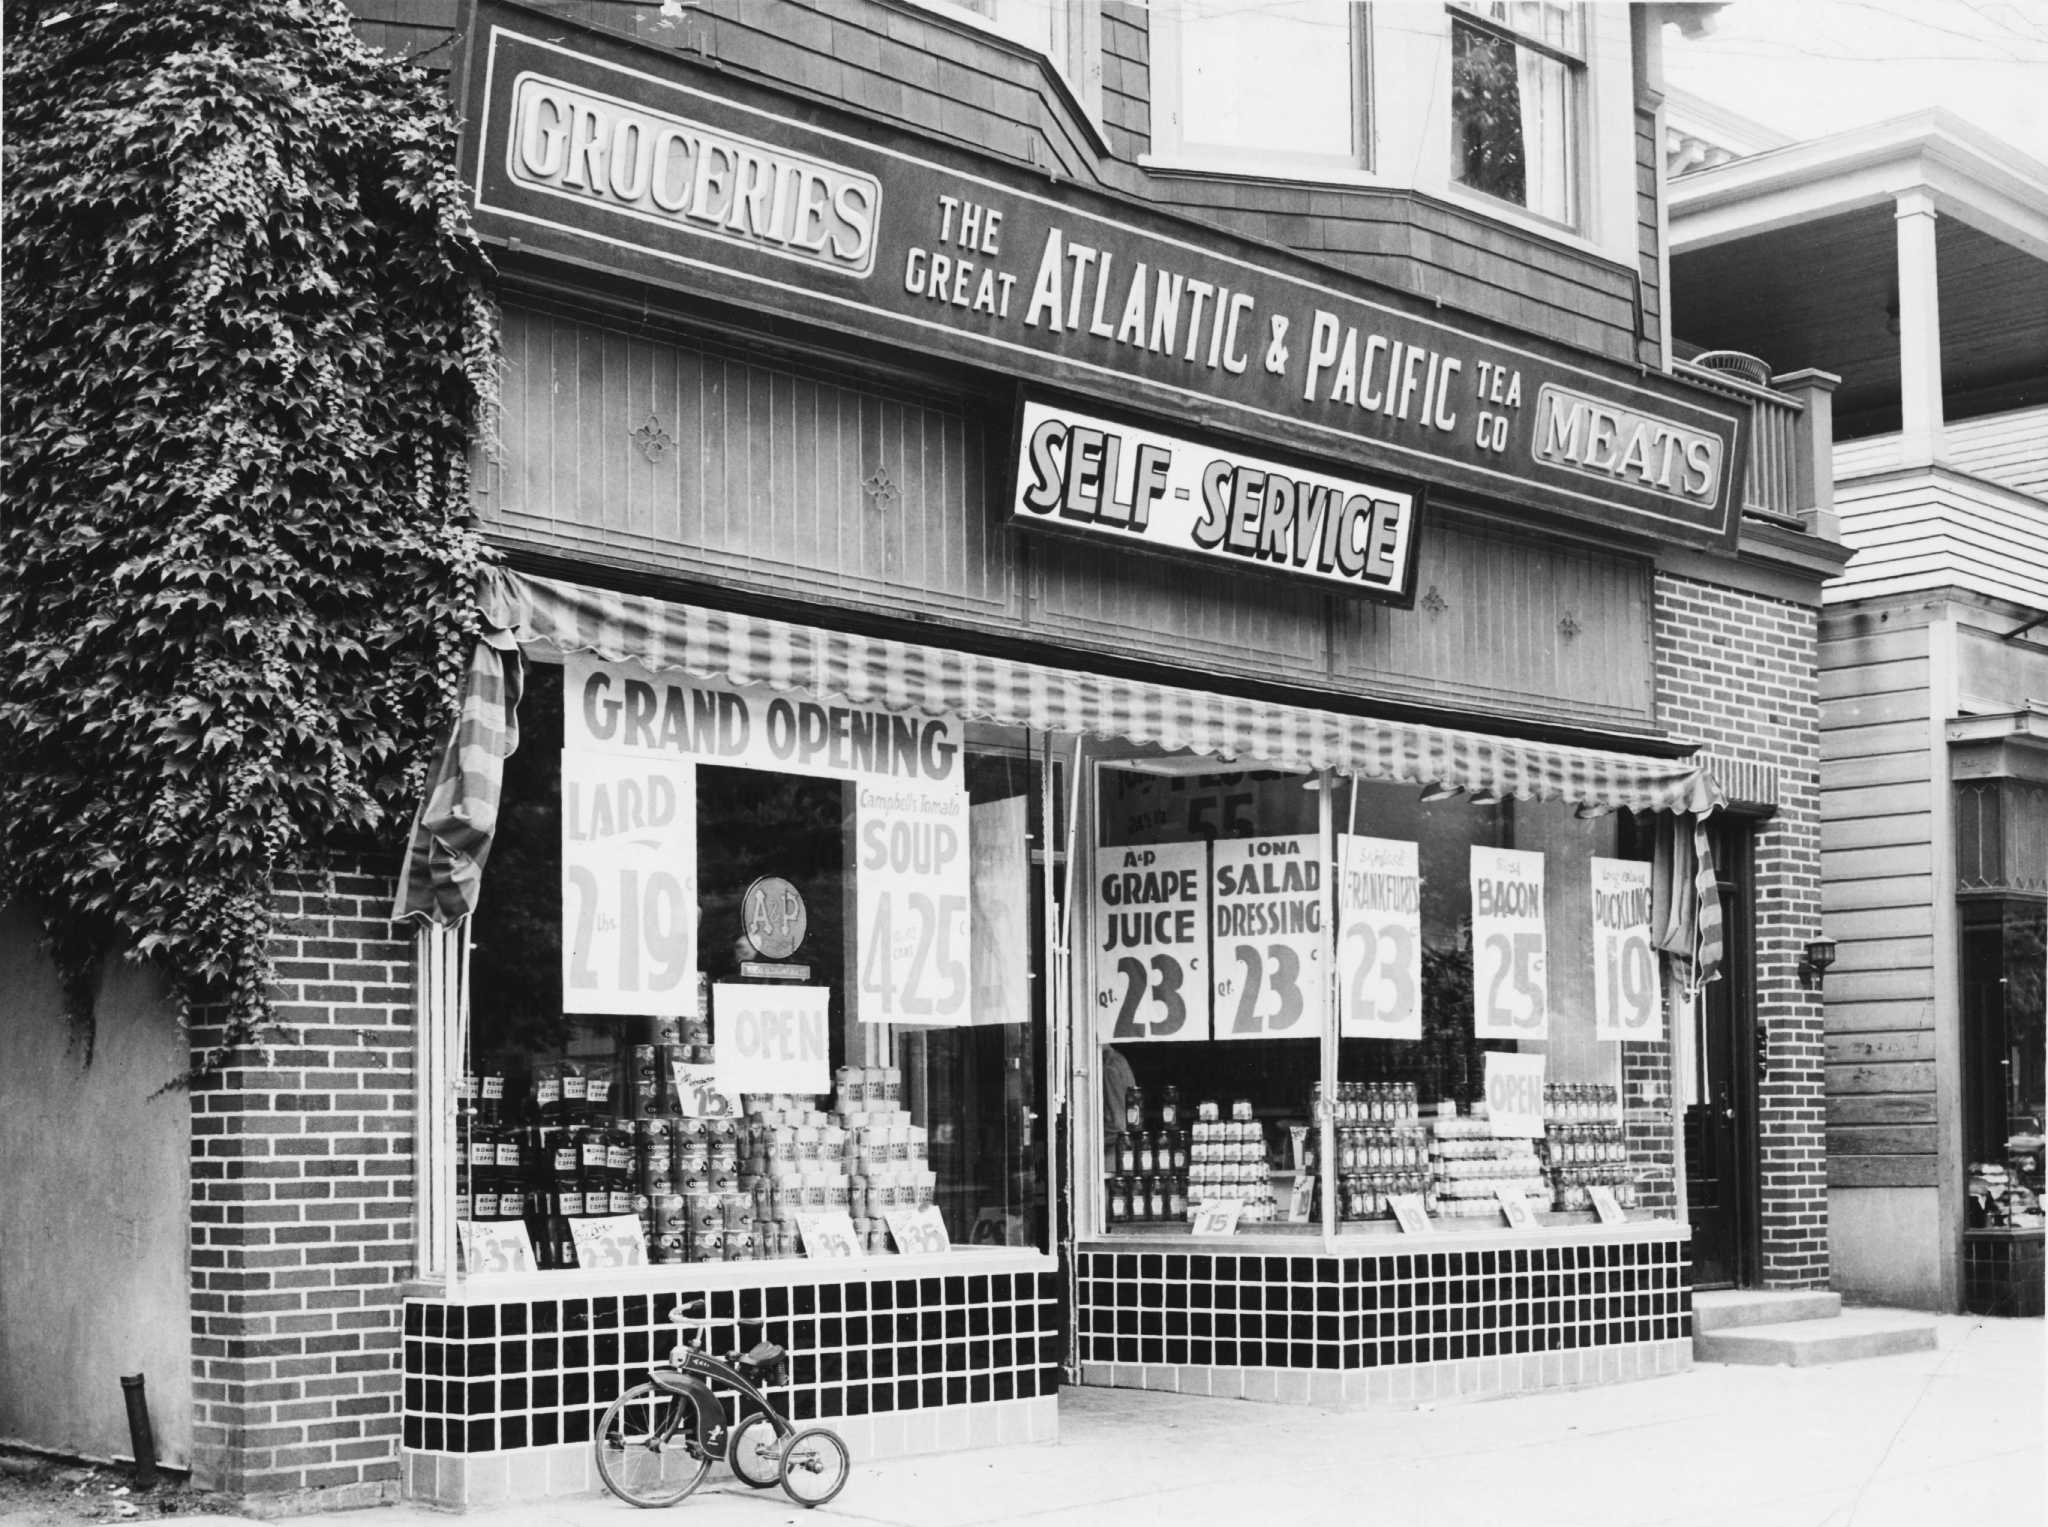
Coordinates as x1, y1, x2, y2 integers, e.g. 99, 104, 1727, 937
1684, 827, 1758, 1289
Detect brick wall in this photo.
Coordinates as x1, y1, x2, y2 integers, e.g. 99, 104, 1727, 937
1653, 572, 1828, 1287
187, 864, 416, 1506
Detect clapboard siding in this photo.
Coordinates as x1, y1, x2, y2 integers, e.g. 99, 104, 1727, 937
1100, 2, 1150, 160
1837, 405, 2048, 499
1829, 471, 2048, 608
1634, 99, 1663, 370
1818, 605, 1940, 1191
486, 302, 1658, 725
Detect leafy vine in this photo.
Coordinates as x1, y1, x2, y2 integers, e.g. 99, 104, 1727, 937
2, 0, 498, 1060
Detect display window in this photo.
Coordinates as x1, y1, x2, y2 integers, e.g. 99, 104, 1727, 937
453, 658, 1055, 1274
1085, 755, 1669, 1239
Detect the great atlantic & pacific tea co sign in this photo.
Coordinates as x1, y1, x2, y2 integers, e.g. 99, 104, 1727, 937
460, 3, 1747, 551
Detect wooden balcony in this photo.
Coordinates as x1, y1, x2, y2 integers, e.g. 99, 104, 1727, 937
1672, 355, 1839, 536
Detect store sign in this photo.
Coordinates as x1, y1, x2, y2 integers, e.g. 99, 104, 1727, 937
886, 1206, 951, 1256
1591, 857, 1660, 1040
464, 8, 1746, 550
1011, 400, 1422, 602
855, 784, 972, 1025
561, 749, 699, 1016
1470, 846, 1549, 1039
711, 983, 831, 1094
1093, 842, 1210, 1043
459, 1219, 537, 1277
1211, 835, 1325, 1039
565, 655, 962, 790
570, 1213, 649, 1269
1337, 835, 1422, 1040
1484, 1051, 1547, 1139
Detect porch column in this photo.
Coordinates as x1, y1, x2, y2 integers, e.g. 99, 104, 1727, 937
1894, 189, 1945, 467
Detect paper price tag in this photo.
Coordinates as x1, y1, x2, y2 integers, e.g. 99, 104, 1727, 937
1189, 1200, 1244, 1237
1589, 1185, 1627, 1225
1286, 1174, 1315, 1224
1093, 842, 1211, 1043
568, 1214, 647, 1269
1592, 858, 1660, 1040
1388, 1193, 1432, 1235
1495, 1188, 1539, 1230
458, 1220, 536, 1277
885, 1205, 951, 1256
1471, 846, 1549, 1039
795, 1212, 864, 1259
671, 1060, 740, 1118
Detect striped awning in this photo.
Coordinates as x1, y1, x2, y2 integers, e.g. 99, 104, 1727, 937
395, 567, 1724, 982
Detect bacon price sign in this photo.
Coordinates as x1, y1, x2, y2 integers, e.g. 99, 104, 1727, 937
561, 749, 699, 1016
856, 784, 972, 1025
1338, 835, 1422, 1040
1470, 846, 1549, 1039
1591, 857, 1660, 1040
1212, 836, 1325, 1040
1094, 842, 1210, 1043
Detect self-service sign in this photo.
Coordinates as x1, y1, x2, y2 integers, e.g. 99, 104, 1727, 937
1012, 399, 1422, 603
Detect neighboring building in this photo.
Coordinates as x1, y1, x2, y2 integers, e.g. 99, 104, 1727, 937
1669, 106, 2048, 1315
5, 1, 1855, 1509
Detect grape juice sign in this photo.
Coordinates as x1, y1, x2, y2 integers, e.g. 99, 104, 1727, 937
856, 784, 972, 1025
1337, 835, 1422, 1040
1094, 842, 1210, 1042
1211, 835, 1325, 1039
1470, 847, 1548, 1039
561, 749, 699, 1015
1591, 858, 1660, 1040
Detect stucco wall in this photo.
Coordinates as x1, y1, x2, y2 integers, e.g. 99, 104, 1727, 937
0, 906, 193, 1467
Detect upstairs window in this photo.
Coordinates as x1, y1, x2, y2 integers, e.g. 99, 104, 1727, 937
1167, 0, 1366, 169
1448, 1, 1583, 225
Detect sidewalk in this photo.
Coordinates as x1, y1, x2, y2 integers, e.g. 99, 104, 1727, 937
253, 1313, 2041, 1527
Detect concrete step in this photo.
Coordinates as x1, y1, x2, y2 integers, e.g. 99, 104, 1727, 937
1693, 1288, 1842, 1332
1693, 1306, 1940, 1368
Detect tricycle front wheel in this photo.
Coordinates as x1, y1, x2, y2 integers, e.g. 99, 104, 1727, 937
727, 1411, 782, 1489
594, 1381, 713, 1508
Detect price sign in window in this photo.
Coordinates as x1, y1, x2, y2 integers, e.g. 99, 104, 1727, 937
1338, 834, 1422, 1040
1093, 842, 1211, 1043
459, 1220, 537, 1277
569, 1213, 648, 1269
1470, 845, 1548, 1039
1211, 835, 1326, 1040
856, 785, 972, 1024
1591, 857, 1660, 1040
560, 750, 699, 1016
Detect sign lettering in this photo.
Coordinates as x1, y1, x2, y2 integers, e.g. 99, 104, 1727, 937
1591, 857, 1660, 1040
795, 1212, 863, 1259
711, 984, 831, 1095
885, 1206, 951, 1256
857, 785, 972, 1024
1484, 1051, 1547, 1140
569, 1213, 648, 1269
1211, 835, 1325, 1038
1338, 835, 1422, 1039
561, 749, 698, 1016
1013, 401, 1422, 601
1470, 846, 1548, 1039
1092, 842, 1210, 1042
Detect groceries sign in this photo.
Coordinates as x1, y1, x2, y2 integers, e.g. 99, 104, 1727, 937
462, 4, 1746, 550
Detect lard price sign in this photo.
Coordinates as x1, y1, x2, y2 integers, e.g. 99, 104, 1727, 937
1212, 836, 1325, 1039
711, 984, 831, 1095
1338, 835, 1422, 1040
1484, 1050, 1547, 1139
1591, 857, 1660, 1040
856, 785, 971, 1024
561, 750, 699, 1016
1470, 846, 1548, 1039
1094, 841, 1210, 1043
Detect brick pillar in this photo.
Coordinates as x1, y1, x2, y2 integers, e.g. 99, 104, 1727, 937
1621, 1040, 1678, 1216
1653, 573, 1829, 1288
187, 864, 417, 1506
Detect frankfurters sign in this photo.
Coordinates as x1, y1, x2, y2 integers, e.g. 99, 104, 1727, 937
1011, 399, 1422, 601
460, 3, 1747, 550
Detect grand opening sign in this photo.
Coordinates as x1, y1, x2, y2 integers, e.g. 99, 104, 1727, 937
1012, 399, 1422, 601
461, 6, 1747, 552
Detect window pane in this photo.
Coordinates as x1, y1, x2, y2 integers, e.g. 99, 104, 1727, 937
1179, 0, 1355, 161
1449, 15, 1578, 223
460, 664, 1050, 1271
934, 0, 1055, 59
1452, 0, 1582, 55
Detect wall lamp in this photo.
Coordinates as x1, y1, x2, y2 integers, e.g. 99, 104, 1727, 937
1798, 938, 1838, 991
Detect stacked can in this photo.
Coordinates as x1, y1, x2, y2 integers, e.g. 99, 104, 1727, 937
739, 1091, 848, 1258
834, 1065, 933, 1252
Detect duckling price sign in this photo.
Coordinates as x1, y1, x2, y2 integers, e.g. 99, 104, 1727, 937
1093, 842, 1210, 1043
1591, 858, 1659, 1040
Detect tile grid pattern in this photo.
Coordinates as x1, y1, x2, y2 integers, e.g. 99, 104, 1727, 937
403, 1271, 1061, 1455
1077, 1239, 1691, 1374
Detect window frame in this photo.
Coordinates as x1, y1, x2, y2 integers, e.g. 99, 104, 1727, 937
1444, 1, 1588, 231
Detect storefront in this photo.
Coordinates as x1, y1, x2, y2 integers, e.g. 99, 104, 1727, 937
392, 1, 1789, 1506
